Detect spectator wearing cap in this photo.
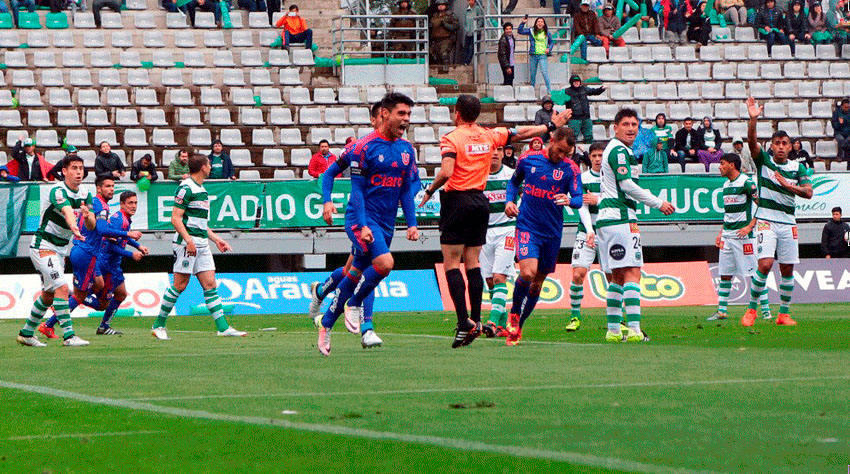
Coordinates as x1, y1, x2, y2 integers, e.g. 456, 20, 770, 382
8, 137, 52, 182
831, 98, 850, 161
497, 22, 516, 85
502, 144, 517, 168
131, 153, 159, 183
275, 5, 314, 49
572, 0, 603, 59
208, 140, 235, 180
48, 146, 88, 182
754, 0, 789, 55
95, 141, 126, 180
821, 207, 850, 258
308, 140, 338, 178
564, 75, 605, 143
598, 4, 627, 52
730, 136, 755, 173
0, 165, 18, 182
533, 96, 556, 142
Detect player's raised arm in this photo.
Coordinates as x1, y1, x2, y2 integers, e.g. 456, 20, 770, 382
746, 97, 764, 161
510, 109, 572, 143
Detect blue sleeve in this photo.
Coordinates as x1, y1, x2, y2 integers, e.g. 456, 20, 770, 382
547, 33, 554, 51
567, 169, 583, 209
505, 161, 525, 203
517, 22, 530, 35
348, 150, 368, 228
321, 161, 343, 203
96, 217, 129, 238
399, 157, 418, 228
106, 242, 134, 259
126, 238, 141, 249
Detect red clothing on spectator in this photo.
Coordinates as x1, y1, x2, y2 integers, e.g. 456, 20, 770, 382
5, 154, 54, 182
275, 14, 307, 36
308, 152, 337, 178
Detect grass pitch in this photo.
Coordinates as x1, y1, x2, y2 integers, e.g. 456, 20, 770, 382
1, 304, 848, 474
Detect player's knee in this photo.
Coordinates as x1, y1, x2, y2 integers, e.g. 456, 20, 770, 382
519, 268, 536, 281
374, 255, 394, 274
572, 269, 586, 284
492, 274, 507, 285
173, 280, 189, 292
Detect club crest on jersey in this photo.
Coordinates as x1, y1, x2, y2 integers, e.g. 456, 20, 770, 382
466, 143, 490, 155
378, 154, 385, 162
531, 166, 536, 174
401, 152, 410, 165
553, 169, 564, 180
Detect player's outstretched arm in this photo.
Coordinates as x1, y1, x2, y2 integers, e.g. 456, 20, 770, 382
619, 179, 675, 214
208, 229, 232, 253
61, 205, 85, 241
79, 202, 97, 231
420, 157, 453, 207
745, 97, 763, 160
511, 110, 572, 142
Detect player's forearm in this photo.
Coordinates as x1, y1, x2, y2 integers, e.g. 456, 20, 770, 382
785, 183, 813, 199
108, 243, 135, 259
578, 205, 594, 232
620, 179, 663, 209
747, 117, 760, 158
171, 212, 193, 244
96, 219, 129, 238
126, 237, 141, 249
505, 178, 521, 204
321, 162, 342, 203
61, 207, 79, 230
427, 158, 454, 194
207, 229, 224, 245
513, 124, 551, 142
84, 212, 97, 230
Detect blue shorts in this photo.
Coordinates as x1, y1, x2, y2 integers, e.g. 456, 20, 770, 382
99, 263, 125, 298
515, 230, 561, 275
70, 246, 101, 292
346, 224, 392, 270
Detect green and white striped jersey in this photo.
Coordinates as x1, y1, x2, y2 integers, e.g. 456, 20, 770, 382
172, 178, 210, 247
577, 169, 601, 234
31, 182, 93, 256
722, 173, 758, 237
753, 149, 811, 225
484, 165, 516, 228
597, 138, 639, 228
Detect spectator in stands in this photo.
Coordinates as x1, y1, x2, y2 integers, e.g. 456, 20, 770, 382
502, 144, 517, 168
168, 150, 191, 181
598, 4, 627, 52
462, 0, 484, 65
686, 1, 712, 46
498, 22, 516, 85
696, 116, 723, 171
719, 0, 748, 26
673, 117, 699, 171
265, 0, 281, 26
208, 140, 235, 180
808, 2, 831, 44
650, 113, 673, 164
10, 0, 36, 26
7, 138, 51, 182
517, 15, 553, 93
826, 0, 850, 47
564, 74, 604, 143
276, 5, 313, 49
0, 165, 19, 183
784, 0, 808, 53
238, 0, 266, 13
642, 138, 670, 174
822, 206, 850, 257
789, 138, 813, 168
730, 136, 755, 173
161, 0, 190, 17
755, 0, 789, 54
389, 0, 417, 58
627, 0, 658, 29
660, 0, 689, 44
308, 140, 337, 178
131, 153, 159, 183
94, 141, 125, 180
186, 0, 222, 27
533, 96, 556, 142
47, 147, 88, 181
832, 98, 850, 161
92, 0, 120, 28
429, 0, 460, 64
572, 1, 603, 60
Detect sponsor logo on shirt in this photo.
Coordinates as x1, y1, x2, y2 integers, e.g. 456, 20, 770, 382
466, 143, 490, 155
370, 174, 404, 187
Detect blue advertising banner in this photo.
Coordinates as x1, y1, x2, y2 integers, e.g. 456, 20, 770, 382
174, 270, 444, 315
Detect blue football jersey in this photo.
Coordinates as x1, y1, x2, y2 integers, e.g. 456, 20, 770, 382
73, 195, 111, 255
100, 210, 137, 269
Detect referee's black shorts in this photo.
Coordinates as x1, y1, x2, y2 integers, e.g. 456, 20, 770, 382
439, 190, 488, 247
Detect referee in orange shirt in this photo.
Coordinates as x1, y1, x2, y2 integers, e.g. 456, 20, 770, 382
420, 95, 571, 348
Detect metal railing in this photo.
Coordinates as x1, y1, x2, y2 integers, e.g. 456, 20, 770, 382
472, 13, 572, 84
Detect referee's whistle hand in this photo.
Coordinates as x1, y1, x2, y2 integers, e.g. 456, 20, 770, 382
659, 201, 675, 215
505, 202, 519, 218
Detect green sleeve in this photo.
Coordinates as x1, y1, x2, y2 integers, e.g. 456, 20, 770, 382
754, 149, 768, 168
49, 187, 70, 209
85, 192, 93, 207
610, 147, 633, 182
173, 185, 191, 210
798, 163, 812, 185
745, 178, 758, 200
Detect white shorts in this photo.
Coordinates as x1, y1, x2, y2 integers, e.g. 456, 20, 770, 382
479, 227, 516, 279
172, 243, 216, 275
718, 235, 757, 277
571, 231, 606, 272
597, 222, 643, 271
29, 247, 68, 292
756, 220, 799, 264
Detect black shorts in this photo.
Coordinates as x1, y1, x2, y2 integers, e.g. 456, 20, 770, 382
439, 190, 488, 247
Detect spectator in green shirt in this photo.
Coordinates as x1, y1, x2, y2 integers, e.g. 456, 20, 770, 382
642, 138, 670, 174
167, 149, 191, 181
207, 140, 235, 180
650, 113, 674, 172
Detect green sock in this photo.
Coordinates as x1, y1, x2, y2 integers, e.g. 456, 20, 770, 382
606, 283, 623, 332
717, 279, 732, 315
760, 291, 770, 314
488, 283, 508, 327
155, 285, 181, 328
569, 283, 583, 319
54, 298, 74, 339
622, 282, 642, 332
204, 288, 230, 332
20, 296, 48, 337
748, 270, 768, 311
778, 275, 793, 314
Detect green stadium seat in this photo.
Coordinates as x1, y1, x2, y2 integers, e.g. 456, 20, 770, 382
45, 12, 68, 29
17, 12, 41, 29
0, 13, 13, 29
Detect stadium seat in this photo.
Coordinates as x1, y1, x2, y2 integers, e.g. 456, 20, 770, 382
797, 81, 820, 98
643, 63, 664, 81
269, 49, 290, 67
774, 82, 795, 98
120, 51, 142, 68
219, 129, 244, 147
829, 62, 850, 78
816, 44, 838, 60
33, 52, 57, 69
410, 106, 427, 124
48, 89, 72, 107
429, 106, 451, 124
753, 121, 773, 139
12, 70, 35, 87
712, 63, 735, 80
416, 87, 439, 103
337, 87, 360, 105
610, 47, 630, 63
493, 86, 515, 102
310, 128, 332, 145
292, 49, 315, 66
166, 12, 189, 28
349, 107, 370, 125
105, 89, 129, 107
675, 46, 697, 62
690, 102, 711, 119
279, 68, 302, 85
802, 121, 825, 138
123, 129, 148, 147
169, 89, 194, 106
174, 30, 196, 48
250, 129, 274, 146
653, 82, 676, 99
289, 87, 312, 105
815, 140, 837, 159
151, 128, 177, 147
737, 63, 759, 80
687, 63, 710, 81
665, 64, 687, 81
610, 84, 631, 101
262, 149, 286, 167
239, 170, 260, 180
28, 31, 49, 48
161, 69, 184, 87
57, 110, 82, 127
17, 12, 41, 29
422, 146, 441, 164
91, 52, 114, 68
811, 101, 833, 118
648, 47, 672, 64
65, 129, 90, 147
269, 107, 294, 126
678, 83, 699, 100
777, 121, 800, 137
111, 30, 133, 48
734, 27, 756, 42
128, 70, 151, 87
586, 46, 607, 63
192, 70, 214, 87
0, 111, 21, 128
290, 148, 311, 166
18, 89, 42, 107
640, 28, 661, 43
413, 127, 437, 144
259, 30, 279, 47
644, 103, 665, 120
25, 109, 48, 127
314, 88, 337, 105
621, 65, 643, 81
598, 64, 619, 81
241, 50, 264, 68
85, 109, 109, 126
631, 46, 653, 63
210, 108, 234, 126
101, 12, 123, 28
714, 102, 738, 120
325, 108, 348, 125
94, 129, 117, 147
280, 129, 304, 145
299, 108, 322, 125
204, 30, 226, 47
248, 11, 269, 27
5, 51, 27, 68
83, 30, 104, 48
333, 128, 356, 145
97, 69, 120, 87
713, 26, 732, 41
216, 52, 238, 69
200, 88, 224, 106
771, 44, 792, 60
153, 51, 176, 68
684, 163, 704, 173
515, 85, 537, 102
747, 44, 769, 60
725, 83, 748, 100
62, 51, 85, 68
832, 161, 848, 171
750, 81, 771, 99
597, 104, 618, 121
808, 62, 830, 79
763, 102, 785, 119
142, 109, 167, 126
259, 88, 283, 105
620, 28, 639, 43
822, 80, 844, 97
761, 63, 783, 80
194, 12, 216, 28
0, 32, 18, 48
231, 29, 253, 47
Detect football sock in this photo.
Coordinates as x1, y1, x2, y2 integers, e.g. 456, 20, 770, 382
779, 275, 794, 314
518, 286, 541, 328
100, 298, 121, 329
154, 284, 181, 328
318, 267, 345, 300
321, 267, 360, 329
43, 295, 81, 328
349, 265, 388, 307
510, 277, 531, 323
488, 282, 508, 327
717, 279, 732, 314
204, 288, 230, 332
466, 267, 484, 323
445, 268, 470, 327
606, 283, 624, 332
569, 283, 583, 319
760, 291, 771, 314
623, 282, 642, 333
44, 314, 59, 329
84, 293, 101, 309
53, 298, 74, 339
360, 291, 375, 333
20, 296, 48, 337
68, 294, 81, 312
748, 270, 768, 311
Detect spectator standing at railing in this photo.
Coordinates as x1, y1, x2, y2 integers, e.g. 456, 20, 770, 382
572, 1, 603, 59
821, 207, 850, 258
48, 147, 88, 182
564, 74, 604, 143
598, 4, 627, 52
832, 98, 850, 161
696, 116, 723, 172
660, 0, 690, 44
131, 153, 159, 183
308, 140, 338, 179
517, 15, 554, 94
754, 0, 789, 55
168, 150, 191, 181
429, 0, 460, 64
389, 0, 417, 58
462, 0, 484, 65
7, 138, 51, 182
208, 140, 235, 180
276, 5, 314, 50
497, 22, 516, 85
95, 141, 126, 181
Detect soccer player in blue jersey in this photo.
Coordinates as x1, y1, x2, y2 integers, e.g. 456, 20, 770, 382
309, 101, 384, 335
38, 176, 141, 339
314, 92, 420, 356
503, 127, 589, 346
96, 190, 149, 335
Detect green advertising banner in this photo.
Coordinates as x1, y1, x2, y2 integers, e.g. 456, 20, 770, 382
145, 181, 264, 230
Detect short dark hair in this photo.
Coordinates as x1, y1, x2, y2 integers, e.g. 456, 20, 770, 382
456, 94, 481, 123
503, 21, 513, 29
771, 130, 790, 141
178, 149, 189, 157
140, 153, 153, 162
62, 154, 84, 169
613, 107, 639, 124
381, 92, 415, 112
371, 101, 382, 118
189, 154, 209, 174
212, 139, 223, 147
841, 98, 850, 105
832, 206, 842, 214
684, 117, 694, 122
551, 127, 576, 147
319, 139, 329, 146
95, 175, 114, 187
720, 153, 742, 171
589, 142, 606, 153
120, 190, 137, 203
289, 4, 298, 10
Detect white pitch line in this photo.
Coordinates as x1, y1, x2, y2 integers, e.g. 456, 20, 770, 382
288, 331, 607, 347
123, 374, 850, 402
0, 378, 730, 474
7, 430, 164, 441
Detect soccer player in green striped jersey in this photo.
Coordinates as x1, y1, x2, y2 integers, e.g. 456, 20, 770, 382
741, 98, 813, 327
710, 153, 758, 321
151, 154, 246, 340
17, 155, 95, 347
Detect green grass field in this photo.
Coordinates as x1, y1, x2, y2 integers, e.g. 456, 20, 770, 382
2, 304, 849, 474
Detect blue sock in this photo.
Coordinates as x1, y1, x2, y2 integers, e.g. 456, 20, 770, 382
518, 288, 541, 328
83, 293, 100, 309
321, 268, 361, 329
100, 299, 120, 329
510, 277, 531, 316
68, 295, 81, 312
348, 265, 389, 307
361, 292, 375, 334
318, 267, 345, 300
44, 314, 59, 328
